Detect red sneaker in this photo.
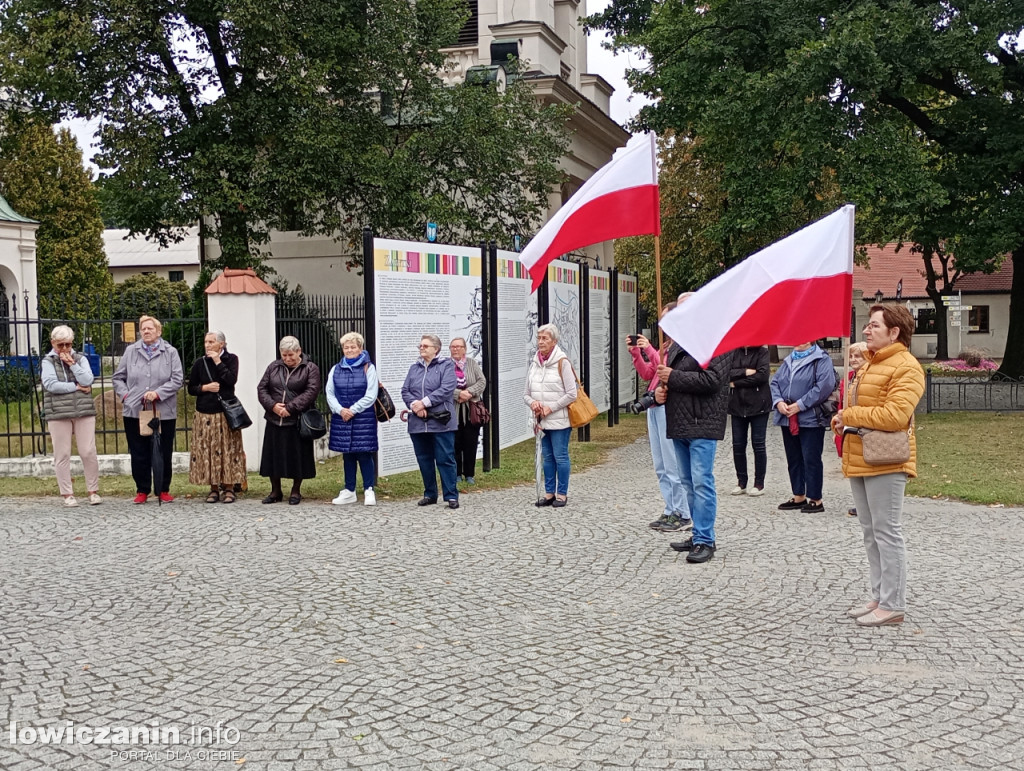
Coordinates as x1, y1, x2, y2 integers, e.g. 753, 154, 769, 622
158, 492, 175, 503
132, 493, 148, 504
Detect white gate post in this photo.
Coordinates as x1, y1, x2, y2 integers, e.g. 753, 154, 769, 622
205, 269, 278, 471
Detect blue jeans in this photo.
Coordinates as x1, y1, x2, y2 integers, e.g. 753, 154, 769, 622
541, 427, 571, 496
647, 405, 689, 517
780, 426, 826, 500
673, 438, 718, 545
343, 452, 375, 491
731, 413, 769, 489
410, 431, 458, 502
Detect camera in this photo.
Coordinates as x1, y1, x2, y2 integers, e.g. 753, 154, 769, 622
626, 334, 639, 346
626, 392, 657, 414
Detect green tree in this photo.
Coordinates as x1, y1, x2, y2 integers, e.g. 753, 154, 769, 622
0, 115, 112, 308
587, 0, 1024, 377
0, 0, 570, 271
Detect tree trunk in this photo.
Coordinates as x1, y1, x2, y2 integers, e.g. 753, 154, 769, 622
214, 209, 254, 269
997, 247, 1024, 379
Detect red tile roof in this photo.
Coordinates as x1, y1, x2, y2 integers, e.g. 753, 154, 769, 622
205, 268, 277, 295
853, 244, 1013, 299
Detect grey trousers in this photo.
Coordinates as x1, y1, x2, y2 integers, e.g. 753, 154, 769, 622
849, 472, 908, 612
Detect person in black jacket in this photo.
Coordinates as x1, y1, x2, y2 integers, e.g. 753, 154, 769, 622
187, 331, 247, 502
727, 346, 772, 497
654, 300, 732, 564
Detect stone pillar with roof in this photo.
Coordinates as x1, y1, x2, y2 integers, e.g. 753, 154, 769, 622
205, 269, 278, 471
0, 193, 40, 355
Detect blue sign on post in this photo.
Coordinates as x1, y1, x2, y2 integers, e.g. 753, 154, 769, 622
513, 234, 521, 252
426, 223, 438, 243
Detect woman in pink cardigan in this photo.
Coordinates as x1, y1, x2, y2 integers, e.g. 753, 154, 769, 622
629, 302, 691, 533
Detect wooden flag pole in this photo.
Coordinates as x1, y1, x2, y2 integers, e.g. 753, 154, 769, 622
654, 235, 664, 348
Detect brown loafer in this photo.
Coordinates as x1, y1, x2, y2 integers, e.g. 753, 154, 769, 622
856, 608, 905, 626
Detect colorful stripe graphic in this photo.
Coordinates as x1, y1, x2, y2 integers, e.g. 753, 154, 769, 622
374, 248, 480, 276
547, 264, 578, 285
590, 275, 609, 291
497, 259, 528, 279
619, 276, 636, 293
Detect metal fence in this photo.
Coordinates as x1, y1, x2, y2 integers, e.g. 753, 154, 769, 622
925, 372, 1024, 412
1, 290, 207, 458
275, 292, 365, 412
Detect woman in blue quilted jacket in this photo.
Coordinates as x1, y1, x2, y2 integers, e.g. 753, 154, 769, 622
326, 332, 379, 507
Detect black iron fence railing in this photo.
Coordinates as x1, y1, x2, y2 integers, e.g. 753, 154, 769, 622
925, 372, 1024, 413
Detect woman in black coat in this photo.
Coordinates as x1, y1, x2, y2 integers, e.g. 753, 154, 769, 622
727, 346, 772, 496
256, 336, 322, 505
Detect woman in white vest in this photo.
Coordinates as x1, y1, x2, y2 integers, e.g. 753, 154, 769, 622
524, 323, 577, 508
40, 325, 100, 507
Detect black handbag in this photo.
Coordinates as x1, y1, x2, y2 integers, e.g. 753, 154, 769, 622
297, 408, 328, 441
375, 384, 396, 422
220, 397, 252, 431
203, 359, 251, 430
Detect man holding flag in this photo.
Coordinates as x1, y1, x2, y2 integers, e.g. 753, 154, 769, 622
655, 294, 733, 564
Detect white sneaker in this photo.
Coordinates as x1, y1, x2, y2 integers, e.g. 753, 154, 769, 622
332, 489, 357, 505
729, 486, 747, 496
88, 493, 102, 505
747, 487, 765, 497
364, 488, 376, 506
63, 496, 79, 507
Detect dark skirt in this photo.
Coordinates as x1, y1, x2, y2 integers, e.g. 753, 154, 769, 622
259, 421, 316, 480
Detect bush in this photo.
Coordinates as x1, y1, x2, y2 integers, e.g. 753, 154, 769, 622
0, 364, 35, 403
957, 347, 988, 368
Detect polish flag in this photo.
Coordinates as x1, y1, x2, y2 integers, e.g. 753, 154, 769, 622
521, 132, 660, 291
660, 205, 855, 367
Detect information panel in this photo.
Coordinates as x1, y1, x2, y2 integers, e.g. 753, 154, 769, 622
546, 260, 581, 374
494, 250, 537, 450
617, 275, 638, 404
588, 270, 611, 412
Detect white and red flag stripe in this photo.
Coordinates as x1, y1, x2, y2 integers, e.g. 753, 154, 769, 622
659, 205, 855, 367
520, 132, 660, 291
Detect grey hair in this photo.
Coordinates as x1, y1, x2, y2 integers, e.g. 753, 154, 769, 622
340, 331, 364, 349
537, 323, 560, 342
279, 335, 302, 352
449, 337, 467, 348
677, 292, 694, 303
50, 325, 75, 343
206, 330, 226, 344
421, 333, 441, 351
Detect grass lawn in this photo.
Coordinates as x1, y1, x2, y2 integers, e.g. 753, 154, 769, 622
906, 412, 1024, 506
1, 414, 651, 501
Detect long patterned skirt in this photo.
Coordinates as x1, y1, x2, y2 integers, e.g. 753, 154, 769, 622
189, 411, 247, 486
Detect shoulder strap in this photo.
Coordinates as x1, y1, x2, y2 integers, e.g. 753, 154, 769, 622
557, 357, 582, 386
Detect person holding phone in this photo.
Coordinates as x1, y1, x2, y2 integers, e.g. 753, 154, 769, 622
41, 325, 100, 507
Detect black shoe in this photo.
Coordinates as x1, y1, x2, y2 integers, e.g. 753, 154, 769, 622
686, 543, 717, 563
653, 514, 691, 532
417, 497, 438, 506
262, 493, 283, 504
777, 498, 806, 510
801, 501, 825, 513
649, 513, 673, 529
447, 500, 459, 509
288, 494, 302, 505
848, 507, 858, 517
535, 497, 555, 507
669, 538, 694, 552
552, 498, 567, 508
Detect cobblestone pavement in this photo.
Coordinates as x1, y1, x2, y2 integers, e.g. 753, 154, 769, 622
2, 426, 1023, 771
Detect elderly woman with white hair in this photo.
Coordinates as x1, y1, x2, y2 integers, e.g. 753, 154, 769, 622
187, 330, 247, 503
256, 336, 322, 505
326, 331, 379, 506
524, 323, 577, 507
40, 325, 100, 507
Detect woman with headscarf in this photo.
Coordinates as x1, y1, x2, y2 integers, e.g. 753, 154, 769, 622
256, 336, 322, 505
449, 337, 486, 486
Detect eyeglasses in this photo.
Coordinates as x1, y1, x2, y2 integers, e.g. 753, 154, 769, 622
54, 342, 73, 349
419, 344, 435, 349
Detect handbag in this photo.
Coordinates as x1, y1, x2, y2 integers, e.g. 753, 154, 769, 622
365, 365, 396, 422
469, 399, 491, 426
298, 408, 328, 441
558, 359, 600, 428
203, 359, 251, 431
858, 420, 913, 465
138, 401, 158, 437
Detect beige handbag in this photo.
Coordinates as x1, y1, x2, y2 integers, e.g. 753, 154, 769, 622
558, 359, 600, 428
138, 401, 158, 437
858, 419, 913, 465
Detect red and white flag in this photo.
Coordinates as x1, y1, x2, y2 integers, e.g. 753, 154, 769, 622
659, 205, 855, 367
520, 132, 660, 291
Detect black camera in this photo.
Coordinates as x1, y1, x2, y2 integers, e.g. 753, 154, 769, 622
626, 392, 657, 414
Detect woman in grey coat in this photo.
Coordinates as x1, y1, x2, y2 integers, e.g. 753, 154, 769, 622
449, 337, 486, 485
112, 315, 184, 504
41, 325, 100, 507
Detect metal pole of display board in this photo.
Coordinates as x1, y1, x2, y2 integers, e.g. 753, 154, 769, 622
538, 272, 550, 326
579, 262, 591, 443
479, 240, 491, 473
362, 227, 378, 472
488, 242, 500, 468
609, 268, 618, 427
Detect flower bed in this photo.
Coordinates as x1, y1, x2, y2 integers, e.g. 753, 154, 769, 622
928, 358, 1000, 374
